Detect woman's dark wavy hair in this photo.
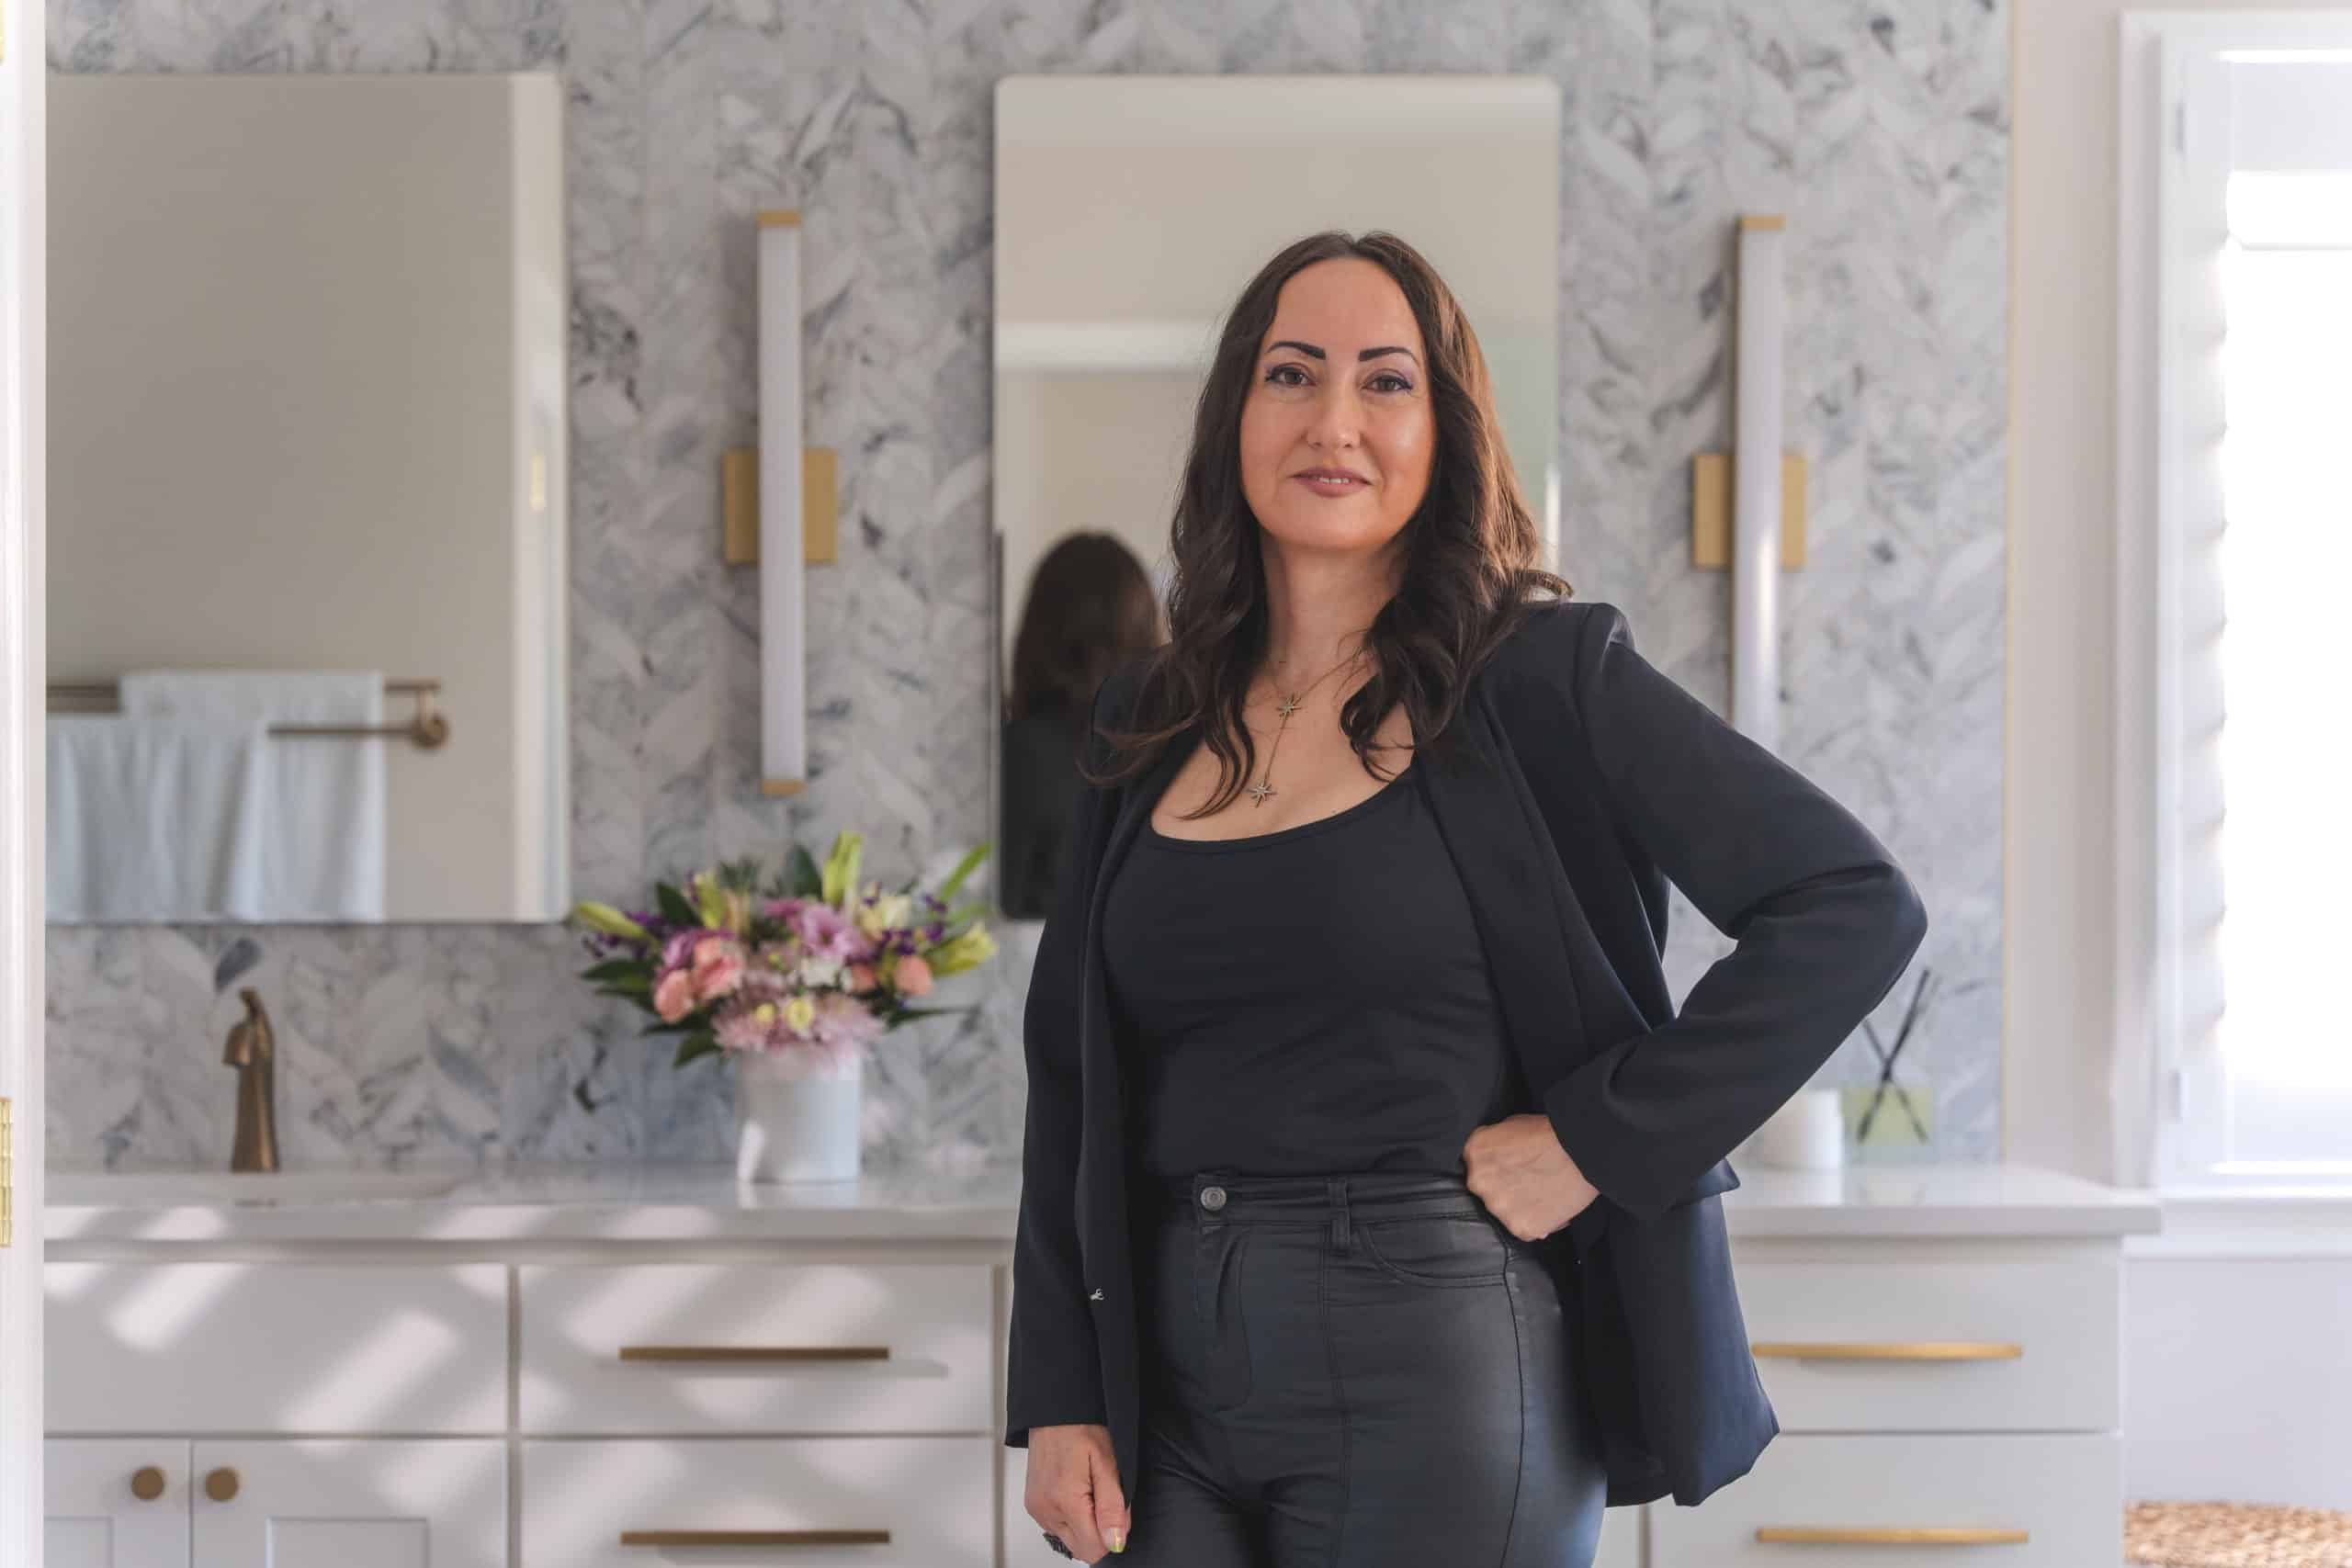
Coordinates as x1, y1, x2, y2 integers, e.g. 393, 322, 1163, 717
1005, 531, 1162, 725
1082, 230, 1570, 813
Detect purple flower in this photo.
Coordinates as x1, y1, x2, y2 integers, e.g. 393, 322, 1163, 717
662, 927, 711, 972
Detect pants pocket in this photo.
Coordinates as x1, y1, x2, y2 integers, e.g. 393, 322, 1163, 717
1351, 1210, 1513, 1288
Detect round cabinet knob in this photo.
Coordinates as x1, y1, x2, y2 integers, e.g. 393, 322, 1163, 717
203, 1467, 240, 1503
129, 1466, 166, 1501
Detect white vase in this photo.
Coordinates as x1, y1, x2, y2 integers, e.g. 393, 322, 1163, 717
733, 1049, 863, 1183
1745, 1086, 1847, 1169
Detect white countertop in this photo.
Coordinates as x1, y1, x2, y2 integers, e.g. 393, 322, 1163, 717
42, 1159, 2160, 1247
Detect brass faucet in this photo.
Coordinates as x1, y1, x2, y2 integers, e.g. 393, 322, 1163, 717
221, 987, 278, 1173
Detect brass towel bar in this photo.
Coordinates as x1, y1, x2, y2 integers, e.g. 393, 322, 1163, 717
46, 677, 449, 750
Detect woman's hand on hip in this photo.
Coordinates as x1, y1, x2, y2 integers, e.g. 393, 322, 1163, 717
1463, 1112, 1600, 1243
1025, 1423, 1130, 1559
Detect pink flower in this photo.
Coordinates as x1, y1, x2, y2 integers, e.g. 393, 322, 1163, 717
847, 962, 876, 992
691, 937, 746, 1002
653, 967, 697, 1022
792, 900, 872, 964
662, 928, 710, 970
807, 991, 885, 1062
893, 954, 933, 998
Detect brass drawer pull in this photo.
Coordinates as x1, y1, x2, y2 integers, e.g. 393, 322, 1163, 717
1757, 1527, 2029, 1545
618, 1345, 890, 1363
1750, 1341, 2022, 1360
204, 1467, 240, 1503
619, 1529, 891, 1547
129, 1466, 167, 1501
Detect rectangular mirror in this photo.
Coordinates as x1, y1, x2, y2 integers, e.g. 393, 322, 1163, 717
989, 74, 1561, 920
46, 73, 569, 923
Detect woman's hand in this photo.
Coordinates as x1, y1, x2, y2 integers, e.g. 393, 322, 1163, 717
1463, 1112, 1600, 1243
1024, 1423, 1130, 1560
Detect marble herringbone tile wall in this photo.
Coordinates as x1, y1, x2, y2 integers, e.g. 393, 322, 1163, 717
44, 0, 2005, 1172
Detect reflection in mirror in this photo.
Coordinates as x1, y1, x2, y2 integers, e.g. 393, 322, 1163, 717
1000, 535, 1164, 919
989, 75, 1561, 921
45, 73, 569, 923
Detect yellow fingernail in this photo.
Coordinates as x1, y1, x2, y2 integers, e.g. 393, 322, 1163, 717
1110, 1528, 1125, 1551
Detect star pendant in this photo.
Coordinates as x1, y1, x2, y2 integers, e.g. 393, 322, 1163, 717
1275, 694, 1302, 719
1246, 779, 1276, 806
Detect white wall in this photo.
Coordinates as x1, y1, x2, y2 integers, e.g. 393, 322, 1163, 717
2014, 0, 2352, 1510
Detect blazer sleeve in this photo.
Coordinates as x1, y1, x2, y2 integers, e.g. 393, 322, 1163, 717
1001, 675, 1125, 1446
1540, 602, 1930, 1219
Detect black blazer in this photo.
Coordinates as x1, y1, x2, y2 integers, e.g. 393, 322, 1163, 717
1003, 597, 1929, 1508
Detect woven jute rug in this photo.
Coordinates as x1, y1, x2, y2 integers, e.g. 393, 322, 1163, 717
2126, 1501, 2352, 1568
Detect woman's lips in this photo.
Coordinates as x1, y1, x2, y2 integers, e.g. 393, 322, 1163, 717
1294, 473, 1368, 496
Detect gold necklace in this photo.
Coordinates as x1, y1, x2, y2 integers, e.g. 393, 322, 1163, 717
1246, 649, 1361, 806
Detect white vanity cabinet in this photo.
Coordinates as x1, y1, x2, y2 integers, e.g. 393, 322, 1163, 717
46, 1438, 504, 1568
45, 1440, 187, 1567
43, 1161, 2156, 1568
44, 1164, 1030, 1568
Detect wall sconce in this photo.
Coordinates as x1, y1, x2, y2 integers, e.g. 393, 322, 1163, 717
720, 209, 839, 799
1691, 213, 1808, 755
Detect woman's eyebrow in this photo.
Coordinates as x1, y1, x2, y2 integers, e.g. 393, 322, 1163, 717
1264, 340, 1420, 367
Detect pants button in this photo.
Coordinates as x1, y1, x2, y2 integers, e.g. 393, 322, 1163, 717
1199, 1184, 1227, 1212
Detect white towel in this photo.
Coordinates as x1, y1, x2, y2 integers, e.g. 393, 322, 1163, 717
47, 716, 273, 921
118, 670, 389, 920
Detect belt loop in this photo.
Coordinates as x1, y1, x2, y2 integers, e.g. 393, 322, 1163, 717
1329, 1177, 1351, 1252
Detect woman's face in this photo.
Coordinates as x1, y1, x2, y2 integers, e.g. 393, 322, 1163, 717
1238, 257, 1434, 561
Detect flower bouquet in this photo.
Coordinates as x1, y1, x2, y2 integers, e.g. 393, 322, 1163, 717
568, 830, 997, 1181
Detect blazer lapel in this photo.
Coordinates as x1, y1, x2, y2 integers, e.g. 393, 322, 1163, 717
1416, 685, 1668, 1255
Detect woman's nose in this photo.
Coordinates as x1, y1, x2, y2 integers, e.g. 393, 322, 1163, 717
1308, 383, 1363, 450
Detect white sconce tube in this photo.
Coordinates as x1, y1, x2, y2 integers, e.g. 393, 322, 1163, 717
1732, 213, 1785, 753
758, 210, 807, 792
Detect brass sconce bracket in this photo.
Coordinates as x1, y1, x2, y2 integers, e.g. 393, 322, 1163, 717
722, 446, 839, 568
1690, 451, 1808, 569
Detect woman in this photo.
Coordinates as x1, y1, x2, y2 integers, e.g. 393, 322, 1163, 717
1006, 231, 1928, 1566
1001, 532, 1164, 919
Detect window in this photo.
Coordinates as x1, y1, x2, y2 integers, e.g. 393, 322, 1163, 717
2128, 18, 2352, 1190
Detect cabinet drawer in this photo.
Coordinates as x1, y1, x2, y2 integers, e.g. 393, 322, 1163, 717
1648, 1433, 2120, 1567
522, 1437, 992, 1567
1736, 1258, 2118, 1431
45, 1262, 507, 1434
518, 1262, 992, 1434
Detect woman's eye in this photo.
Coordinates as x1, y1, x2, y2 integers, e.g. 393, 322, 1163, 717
1262, 365, 1413, 393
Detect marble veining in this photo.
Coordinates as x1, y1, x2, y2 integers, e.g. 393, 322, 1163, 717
45, 0, 2006, 1173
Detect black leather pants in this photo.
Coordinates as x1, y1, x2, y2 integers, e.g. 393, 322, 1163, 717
1114, 1167, 1607, 1568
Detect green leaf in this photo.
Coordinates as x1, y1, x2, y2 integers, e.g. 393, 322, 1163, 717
934, 840, 991, 902
581, 957, 649, 984
820, 830, 865, 907
787, 845, 822, 898
571, 901, 652, 942
673, 1031, 720, 1068
656, 881, 699, 927
881, 1003, 979, 1027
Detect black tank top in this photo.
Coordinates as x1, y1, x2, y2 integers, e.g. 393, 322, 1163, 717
1100, 761, 1526, 1182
